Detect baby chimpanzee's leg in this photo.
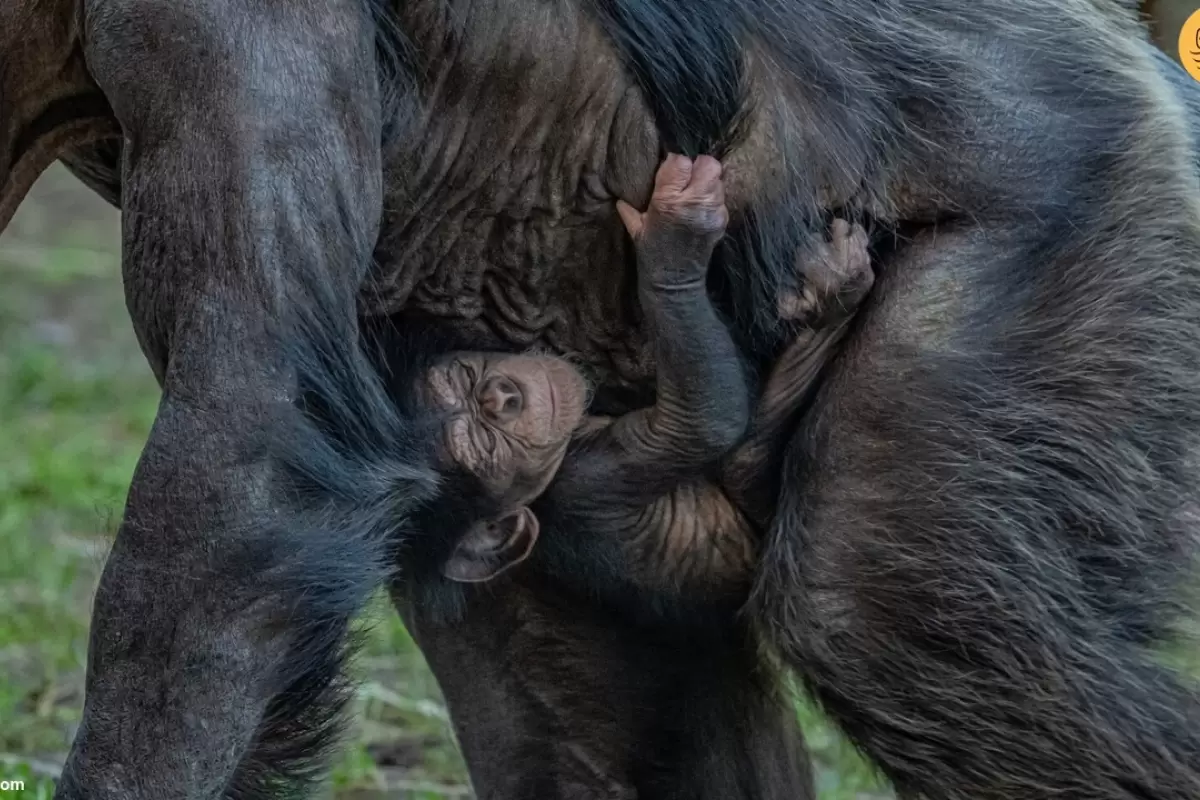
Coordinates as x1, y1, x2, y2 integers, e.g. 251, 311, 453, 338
723, 219, 874, 525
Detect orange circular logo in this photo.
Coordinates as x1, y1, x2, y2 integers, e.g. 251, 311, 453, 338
1178, 9, 1200, 83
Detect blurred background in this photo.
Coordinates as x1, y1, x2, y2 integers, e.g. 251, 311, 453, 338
1145, 0, 1197, 57
0, 4, 1196, 798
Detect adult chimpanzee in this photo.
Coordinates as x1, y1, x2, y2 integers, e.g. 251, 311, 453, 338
3, 2, 1200, 800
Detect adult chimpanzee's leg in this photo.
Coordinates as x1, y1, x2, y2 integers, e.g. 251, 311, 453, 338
396, 587, 649, 800
758, 220, 1200, 799
0, 0, 117, 228
52, 2, 407, 798
397, 581, 814, 800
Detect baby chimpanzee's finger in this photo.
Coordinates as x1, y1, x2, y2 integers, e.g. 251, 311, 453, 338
848, 224, 870, 256
687, 155, 724, 196
654, 154, 695, 195
616, 200, 646, 240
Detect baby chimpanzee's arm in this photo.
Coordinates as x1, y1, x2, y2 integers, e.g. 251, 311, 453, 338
532, 155, 753, 622
557, 154, 748, 500
610, 154, 751, 475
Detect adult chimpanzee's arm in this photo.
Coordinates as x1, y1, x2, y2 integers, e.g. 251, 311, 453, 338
53, 3, 412, 798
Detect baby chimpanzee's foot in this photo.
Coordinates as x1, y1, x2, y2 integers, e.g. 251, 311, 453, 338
778, 218, 873, 326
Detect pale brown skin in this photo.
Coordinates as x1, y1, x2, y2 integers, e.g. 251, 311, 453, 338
419, 352, 590, 504
426, 155, 873, 593
417, 351, 589, 581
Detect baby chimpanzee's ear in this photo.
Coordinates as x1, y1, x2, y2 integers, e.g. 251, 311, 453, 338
442, 507, 540, 583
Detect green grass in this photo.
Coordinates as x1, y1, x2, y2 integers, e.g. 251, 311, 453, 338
0, 167, 892, 797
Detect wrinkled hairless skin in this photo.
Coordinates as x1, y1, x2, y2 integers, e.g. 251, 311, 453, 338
5, 1, 1200, 800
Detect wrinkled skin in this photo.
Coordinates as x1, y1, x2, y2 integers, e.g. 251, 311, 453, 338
419, 351, 588, 503
415, 349, 588, 583
4, 1, 1200, 800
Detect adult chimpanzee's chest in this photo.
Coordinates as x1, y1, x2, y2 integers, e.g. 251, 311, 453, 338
361, 0, 663, 395
365, 173, 655, 391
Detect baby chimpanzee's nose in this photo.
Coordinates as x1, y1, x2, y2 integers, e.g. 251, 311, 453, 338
479, 375, 524, 422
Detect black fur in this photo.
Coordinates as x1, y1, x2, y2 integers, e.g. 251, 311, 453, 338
365, 0, 419, 147
580, 0, 1155, 354
221, 292, 442, 798
590, 0, 746, 159
399, 566, 814, 800
1154, 47, 1200, 152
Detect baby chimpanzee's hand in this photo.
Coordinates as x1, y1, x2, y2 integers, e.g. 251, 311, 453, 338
617, 154, 728, 289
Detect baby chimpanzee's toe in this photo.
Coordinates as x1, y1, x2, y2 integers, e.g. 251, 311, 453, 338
828, 219, 869, 274
776, 278, 818, 321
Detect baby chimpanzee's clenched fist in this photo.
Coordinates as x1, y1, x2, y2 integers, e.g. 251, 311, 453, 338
617, 154, 729, 291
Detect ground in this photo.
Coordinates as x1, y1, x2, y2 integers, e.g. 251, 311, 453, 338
0, 167, 891, 799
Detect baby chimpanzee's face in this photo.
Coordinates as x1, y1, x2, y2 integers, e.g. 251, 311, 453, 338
418, 352, 589, 506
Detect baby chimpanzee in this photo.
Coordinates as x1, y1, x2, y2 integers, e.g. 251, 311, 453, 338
424, 154, 872, 613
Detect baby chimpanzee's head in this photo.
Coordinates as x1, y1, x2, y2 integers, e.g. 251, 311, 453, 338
414, 351, 589, 583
